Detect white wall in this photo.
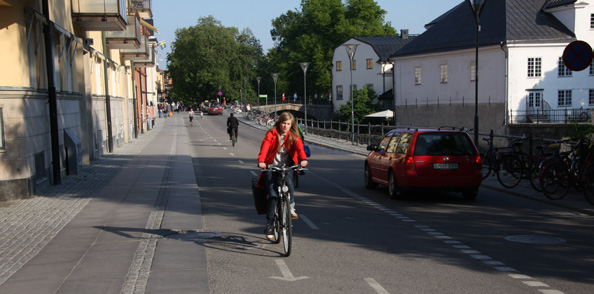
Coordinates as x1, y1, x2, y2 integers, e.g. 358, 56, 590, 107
393, 46, 506, 108
332, 38, 391, 111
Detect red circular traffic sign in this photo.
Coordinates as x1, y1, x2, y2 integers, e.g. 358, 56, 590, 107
562, 40, 592, 71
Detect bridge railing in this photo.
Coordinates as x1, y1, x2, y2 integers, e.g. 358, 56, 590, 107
296, 118, 395, 146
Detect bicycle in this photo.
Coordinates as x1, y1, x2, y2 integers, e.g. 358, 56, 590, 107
540, 138, 592, 200
265, 165, 305, 257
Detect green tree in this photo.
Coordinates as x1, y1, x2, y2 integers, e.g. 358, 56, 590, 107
268, 0, 395, 103
337, 86, 378, 123
167, 16, 263, 107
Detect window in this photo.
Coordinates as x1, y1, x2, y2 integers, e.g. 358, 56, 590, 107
590, 61, 593, 75
377, 134, 393, 152
528, 91, 542, 108
366, 59, 373, 69
336, 61, 342, 71
590, 89, 594, 106
470, 61, 476, 81
558, 57, 572, 77
337, 85, 343, 100
396, 133, 412, 154
414, 67, 422, 85
440, 64, 448, 83
386, 133, 400, 153
365, 83, 374, 91
558, 90, 572, 107
0, 107, 4, 150
591, 13, 594, 28
528, 57, 542, 77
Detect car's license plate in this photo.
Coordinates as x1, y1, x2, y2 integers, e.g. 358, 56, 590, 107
433, 163, 458, 170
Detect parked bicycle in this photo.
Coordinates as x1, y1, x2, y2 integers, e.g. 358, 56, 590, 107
264, 165, 306, 257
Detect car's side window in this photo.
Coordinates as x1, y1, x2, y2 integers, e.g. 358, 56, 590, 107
396, 133, 412, 154
386, 132, 400, 153
377, 134, 393, 152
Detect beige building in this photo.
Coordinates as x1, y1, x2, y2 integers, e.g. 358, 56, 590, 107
0, 0, 159, 201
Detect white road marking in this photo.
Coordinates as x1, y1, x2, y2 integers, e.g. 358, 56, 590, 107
238, 160, 244, 164
299, 214, 318, 230
250, 171, 258, 177
364, 278, 389, 294
229, 153, 235, 156
269, 259, 309, 281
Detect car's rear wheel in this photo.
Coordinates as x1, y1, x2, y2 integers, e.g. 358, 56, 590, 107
462, 187, 479, 201
388, 171, 402, 200
364, 163, 377, 189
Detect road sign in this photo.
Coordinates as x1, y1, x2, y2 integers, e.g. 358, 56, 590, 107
218, 91, 223, 96
562, 40, 592, 71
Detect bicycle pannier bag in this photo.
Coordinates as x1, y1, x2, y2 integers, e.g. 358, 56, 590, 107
251, 173, 268, 214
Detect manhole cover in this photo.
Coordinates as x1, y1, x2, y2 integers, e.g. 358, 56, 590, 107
165, 231, 221, 240
505, 235, 566, 244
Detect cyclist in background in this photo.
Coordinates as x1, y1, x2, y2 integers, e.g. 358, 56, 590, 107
257, 112, 308, 240
227, 112, 239, 140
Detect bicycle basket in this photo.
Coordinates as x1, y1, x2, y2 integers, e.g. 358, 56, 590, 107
251, 176, 268, 215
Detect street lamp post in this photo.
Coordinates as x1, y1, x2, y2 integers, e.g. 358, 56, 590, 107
344, 44, 358, 144
256, 76, 262, 108
300, 62, 310, 133
243, 76, 248, 108
467, 0, 486, 145
272, 73, 279, 117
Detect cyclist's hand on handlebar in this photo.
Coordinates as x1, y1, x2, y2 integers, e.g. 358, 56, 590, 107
300, 160, 308, 168
258, 162, 267, 169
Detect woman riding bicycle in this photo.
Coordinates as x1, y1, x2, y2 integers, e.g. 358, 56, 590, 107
258, 112, 308, 240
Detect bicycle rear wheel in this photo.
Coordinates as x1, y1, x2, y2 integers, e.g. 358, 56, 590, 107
280, 198, 292, 257
583, 165, 594, 205
481, 152, 493, 179
232, 132, 236, 147
496, 154, 523, 188
540, 161, 569, 200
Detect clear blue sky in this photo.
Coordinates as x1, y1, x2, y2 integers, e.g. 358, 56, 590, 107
152, 0, 462, 69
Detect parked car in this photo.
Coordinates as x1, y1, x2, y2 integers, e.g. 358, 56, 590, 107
208, 103, 223, 115
364, 127, 482, 200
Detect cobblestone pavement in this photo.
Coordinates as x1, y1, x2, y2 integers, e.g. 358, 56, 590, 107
0, 123, 162, 285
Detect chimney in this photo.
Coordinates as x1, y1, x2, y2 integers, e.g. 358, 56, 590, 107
401, 29, 409, 40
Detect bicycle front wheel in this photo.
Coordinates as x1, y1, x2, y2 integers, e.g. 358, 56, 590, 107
481, 152, 493, 179
540, 161, 569, 200
280, 198, 292, 257
496, 154, 523, 188
583, 165, 594, 205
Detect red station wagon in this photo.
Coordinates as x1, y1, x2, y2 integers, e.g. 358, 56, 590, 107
364, 127, 482, 200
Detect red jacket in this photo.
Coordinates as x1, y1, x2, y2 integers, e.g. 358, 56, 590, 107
258, 128, 307, 166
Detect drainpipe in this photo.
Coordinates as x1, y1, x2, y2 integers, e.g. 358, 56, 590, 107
500, 41, 509, 136
131, 62, 138, 138
42, 0, 61, 184
102, 32, 114, 153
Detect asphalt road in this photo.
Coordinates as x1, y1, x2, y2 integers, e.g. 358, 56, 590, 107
190, 113, 594, 294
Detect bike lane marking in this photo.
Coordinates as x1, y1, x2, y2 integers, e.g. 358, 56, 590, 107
364, 278, 389, 294
269, 259, 309, 281
310, 170, 566, 294
299, 214, 318, 230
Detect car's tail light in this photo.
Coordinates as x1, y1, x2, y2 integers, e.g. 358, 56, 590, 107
475, 156, 482, 169
406, 156, 415, 170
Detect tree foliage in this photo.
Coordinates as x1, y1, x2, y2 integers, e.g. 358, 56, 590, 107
337, 86, 378, 123
269, 0, 396, 104
167, 16, 263, 106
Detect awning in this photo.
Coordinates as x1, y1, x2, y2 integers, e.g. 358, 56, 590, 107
364, 110, 394, 119
139, 18, 160, 34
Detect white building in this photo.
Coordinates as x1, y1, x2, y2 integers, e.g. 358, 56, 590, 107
331, 32, 414, 112
390, 0, 593, 137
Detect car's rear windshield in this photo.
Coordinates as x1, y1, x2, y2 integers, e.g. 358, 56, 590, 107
413, 133, 476, 156
211, 103, 221, 107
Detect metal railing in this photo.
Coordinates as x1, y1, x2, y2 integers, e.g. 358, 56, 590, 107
510, 107, 592, 124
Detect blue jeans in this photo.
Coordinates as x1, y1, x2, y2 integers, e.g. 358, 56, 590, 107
265, 169, 295, 221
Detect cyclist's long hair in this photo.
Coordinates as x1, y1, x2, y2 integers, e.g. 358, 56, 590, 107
270, 112, 301, 151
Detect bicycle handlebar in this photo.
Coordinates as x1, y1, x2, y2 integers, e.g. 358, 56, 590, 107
263, 165, 308, 172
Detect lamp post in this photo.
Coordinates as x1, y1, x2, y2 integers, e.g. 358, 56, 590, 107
467, 0, 486, 145
256, 76, 262, 108
272, 73, 279, 117
344, 44, 358, 144
243, 76, 248, 108
327, 63, 334, 105
300, 62, 310, 133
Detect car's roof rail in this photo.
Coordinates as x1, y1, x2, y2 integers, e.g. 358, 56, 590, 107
438, 126, 457, 131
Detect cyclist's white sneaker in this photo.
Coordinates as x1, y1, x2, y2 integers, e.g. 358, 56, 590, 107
265, 221, 274, 240
290, 203, 298, 219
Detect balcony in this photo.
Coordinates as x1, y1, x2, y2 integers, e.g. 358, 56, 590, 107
120, 35, 149, 61
105, 14, 141, 49
72, 0, 128, 31
128, 0, 152, 18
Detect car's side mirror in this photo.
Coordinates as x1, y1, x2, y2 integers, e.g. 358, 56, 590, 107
367, 145, 377, 151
